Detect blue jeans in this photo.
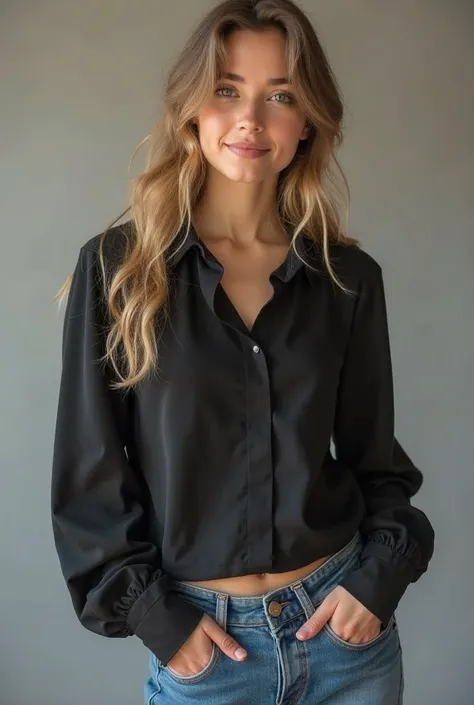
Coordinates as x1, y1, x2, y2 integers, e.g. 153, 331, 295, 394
144, 530, 404, 704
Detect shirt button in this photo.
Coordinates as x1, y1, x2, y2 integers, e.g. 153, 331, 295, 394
252, 345, 260, 354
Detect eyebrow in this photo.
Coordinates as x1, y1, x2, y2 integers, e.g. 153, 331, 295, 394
220, 72, 290, 86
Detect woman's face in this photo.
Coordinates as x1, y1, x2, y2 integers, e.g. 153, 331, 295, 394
194, 28, 311, 184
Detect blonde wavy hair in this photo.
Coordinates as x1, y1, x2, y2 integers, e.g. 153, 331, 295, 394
54, 0, 359, 391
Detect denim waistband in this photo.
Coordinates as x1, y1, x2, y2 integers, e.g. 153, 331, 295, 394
170, 530, 362, 628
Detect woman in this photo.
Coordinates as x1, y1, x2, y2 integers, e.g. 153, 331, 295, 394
51, 1, 435, 703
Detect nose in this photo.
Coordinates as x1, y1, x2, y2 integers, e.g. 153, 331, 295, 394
236, 100, 264, 133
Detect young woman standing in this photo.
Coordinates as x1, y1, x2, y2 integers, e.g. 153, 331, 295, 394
51, 1, 435, 702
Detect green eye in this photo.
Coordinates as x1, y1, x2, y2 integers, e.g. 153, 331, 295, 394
273, 92, 294, 104
215, 87, 234, 97
215, 86, 294, 104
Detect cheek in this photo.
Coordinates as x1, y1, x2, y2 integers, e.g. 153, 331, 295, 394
272, 114, 306, 149
197, 108, 229, 148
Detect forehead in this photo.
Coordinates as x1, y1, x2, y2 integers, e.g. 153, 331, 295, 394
221, 28, 288, 75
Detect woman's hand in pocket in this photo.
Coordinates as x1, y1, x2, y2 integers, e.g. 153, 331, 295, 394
295, 585, 383, 645
166, 613, 248, 677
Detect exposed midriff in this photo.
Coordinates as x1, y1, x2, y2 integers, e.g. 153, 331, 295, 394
180, 552, 336, 595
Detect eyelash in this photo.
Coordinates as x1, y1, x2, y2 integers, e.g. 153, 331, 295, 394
215, 86, 294, 104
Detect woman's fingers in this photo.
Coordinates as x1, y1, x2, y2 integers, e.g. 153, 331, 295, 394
296, 592, 336, 640
166, 619, 215, 676
201, 613, 248, 661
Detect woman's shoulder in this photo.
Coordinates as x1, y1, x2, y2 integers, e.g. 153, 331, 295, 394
321, 240, 383, 291
302, 233, 383, 287
328, 240, 382, 273
81, 219, 135, 265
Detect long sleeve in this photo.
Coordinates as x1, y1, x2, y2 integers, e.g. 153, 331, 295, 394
333, 259, 435, 626
51, 244, 204, 666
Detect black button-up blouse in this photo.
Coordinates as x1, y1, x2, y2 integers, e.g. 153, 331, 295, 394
51, 220, 435, 666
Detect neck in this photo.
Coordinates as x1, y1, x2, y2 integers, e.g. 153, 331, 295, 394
192, 167, 289, 247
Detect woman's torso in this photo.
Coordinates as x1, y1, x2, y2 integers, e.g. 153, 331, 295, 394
180, 230, 336, 595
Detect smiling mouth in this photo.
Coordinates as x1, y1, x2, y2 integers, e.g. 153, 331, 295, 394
225, 144, 271, 158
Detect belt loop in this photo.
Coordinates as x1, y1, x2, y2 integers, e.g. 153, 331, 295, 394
215, 593, 228, 630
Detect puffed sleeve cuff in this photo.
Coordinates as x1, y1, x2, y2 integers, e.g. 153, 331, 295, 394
338, 540, 416, 627
126, 581, 205, 667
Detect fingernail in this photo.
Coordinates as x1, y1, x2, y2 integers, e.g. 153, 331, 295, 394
296, 628, 309, 640
235, 647, 247, 660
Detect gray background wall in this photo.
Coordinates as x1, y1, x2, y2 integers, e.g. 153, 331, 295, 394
1, 1, 472, 703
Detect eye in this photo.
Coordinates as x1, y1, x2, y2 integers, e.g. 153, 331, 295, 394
215, 86, 295, 104
272, 92, 294, 104
215, 86, 235, 98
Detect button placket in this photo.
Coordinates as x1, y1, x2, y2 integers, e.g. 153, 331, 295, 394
244, 338, 274, 573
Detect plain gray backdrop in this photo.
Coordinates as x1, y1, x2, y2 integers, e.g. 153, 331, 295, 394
1, 1, 473, 703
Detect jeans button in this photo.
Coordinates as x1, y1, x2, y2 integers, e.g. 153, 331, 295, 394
268, 601, 283, 617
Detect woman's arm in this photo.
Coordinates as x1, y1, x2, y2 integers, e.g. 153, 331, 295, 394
333, 259, 435, 626
51, 244, 203, 666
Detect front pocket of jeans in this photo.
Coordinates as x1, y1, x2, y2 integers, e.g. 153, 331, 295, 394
323, 612, 395, 651
163, 640, 220, 684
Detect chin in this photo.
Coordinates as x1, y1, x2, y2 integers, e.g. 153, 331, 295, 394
222, 162, 272, 181
228, 171, 268, 184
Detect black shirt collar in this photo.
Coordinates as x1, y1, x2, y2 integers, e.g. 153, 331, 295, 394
166, 222, 319, 283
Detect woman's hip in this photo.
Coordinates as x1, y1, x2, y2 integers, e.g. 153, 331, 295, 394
144, 529, 404, 703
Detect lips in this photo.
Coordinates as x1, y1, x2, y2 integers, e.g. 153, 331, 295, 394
225, 143, 271, 159
227, 142, 270, 150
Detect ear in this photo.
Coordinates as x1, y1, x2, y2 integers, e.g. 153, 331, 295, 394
300, 122, 312, 141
